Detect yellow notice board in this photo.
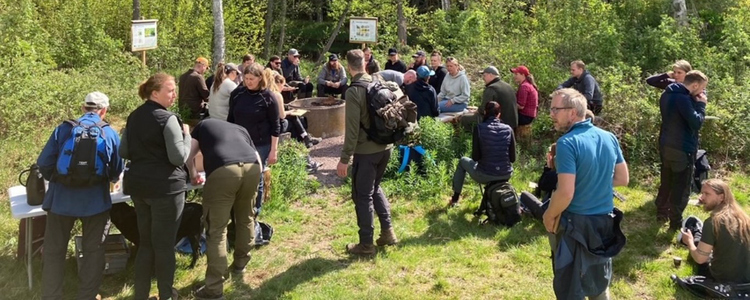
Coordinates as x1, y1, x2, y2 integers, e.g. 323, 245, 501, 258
349, 17, 378, 44
131, 19, 158, 52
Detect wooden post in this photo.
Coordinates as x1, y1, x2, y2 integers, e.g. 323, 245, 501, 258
141, 51, 146, 66
362, 43, 366, 49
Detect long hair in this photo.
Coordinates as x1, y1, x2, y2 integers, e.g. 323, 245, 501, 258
526, 74, 539, 91
704, 179, 750, 245
243, 63, 269, 90
212, 62, 226, 93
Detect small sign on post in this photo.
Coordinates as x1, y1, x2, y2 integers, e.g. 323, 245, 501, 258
349, 17, 378, 45
131, 19, 158, 66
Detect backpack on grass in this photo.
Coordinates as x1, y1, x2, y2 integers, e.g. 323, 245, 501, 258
352, 78, 417, 145
474, 181, 521, 227
53, 119, 110, 187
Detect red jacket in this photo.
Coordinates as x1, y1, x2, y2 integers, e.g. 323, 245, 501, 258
516, 80, 538, 118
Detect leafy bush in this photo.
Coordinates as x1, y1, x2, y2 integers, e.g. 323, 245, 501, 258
266, 140, 318, 211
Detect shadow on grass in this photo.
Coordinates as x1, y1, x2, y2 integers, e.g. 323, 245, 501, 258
398, 205, 500, 246
228, 257, 350, 300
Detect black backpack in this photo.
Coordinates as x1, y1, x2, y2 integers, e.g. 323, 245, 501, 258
474, 181, 521, 227
692, 149, 710, 193
672, 275, 750, 299
352, 78, 417, 145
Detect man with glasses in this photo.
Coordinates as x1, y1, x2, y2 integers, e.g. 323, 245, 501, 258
281, 49, 314, 99
543, 88, 629, 300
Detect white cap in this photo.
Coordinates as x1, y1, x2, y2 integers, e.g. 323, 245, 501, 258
84, 91, 110, 109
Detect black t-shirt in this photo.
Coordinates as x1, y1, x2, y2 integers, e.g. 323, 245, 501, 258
191, 119, 258, 177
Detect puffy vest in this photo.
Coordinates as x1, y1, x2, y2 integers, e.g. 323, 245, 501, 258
122, 100, 188, 197
477, 118, 513, 176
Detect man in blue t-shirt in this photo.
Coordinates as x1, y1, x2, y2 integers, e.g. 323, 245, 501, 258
543, 88, 629, 299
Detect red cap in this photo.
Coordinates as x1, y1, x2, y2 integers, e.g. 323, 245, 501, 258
510, 65, 530, 76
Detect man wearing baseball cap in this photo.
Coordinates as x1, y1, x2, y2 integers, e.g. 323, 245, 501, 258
478, 66, 518, 129
179, 56, 211, 126
281, 48, 314, 99
317, 54, 348, 99
385, 48, 407, 73
405, 66, 439, 120
409, 50, 427, 71
37, 91, 124, 300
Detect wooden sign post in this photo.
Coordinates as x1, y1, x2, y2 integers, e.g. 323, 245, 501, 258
131, 19, 158, 66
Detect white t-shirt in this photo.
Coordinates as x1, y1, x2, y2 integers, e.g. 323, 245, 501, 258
208, 78, 238, 121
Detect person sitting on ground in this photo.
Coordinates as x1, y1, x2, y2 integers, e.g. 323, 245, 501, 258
281, 48, 314, 99
449, 101, 516, 207
519, 143, 558, 220
646, 59, 692, 89
557, 60, 604, 115
238, 54, 255, 76
511, 65, 539, 127
679, 179, 750, 284
385, 48, 407, 73
208, 62, 240, 121
405, 66, 439, 120
266, 56, 283, 74
316, 54, 348, 99
408, 50, 427, 71
364, 46, 380, 75
437, 57, 471, 113
429, 51, 448, 93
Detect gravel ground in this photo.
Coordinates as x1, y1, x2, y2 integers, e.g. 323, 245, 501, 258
307, 135, 345, 187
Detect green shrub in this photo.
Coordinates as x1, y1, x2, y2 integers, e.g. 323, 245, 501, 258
266, 140, 318, 211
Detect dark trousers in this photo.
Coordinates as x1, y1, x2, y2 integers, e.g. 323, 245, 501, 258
289, 81, 313, 99
655, 146, 695, 227
519, 191, 549, 220
281, 116, 311, 141
132, 193, 185, 300
518, 114, 535, 126
316, 83, 348, 99
42, 211, 109, 300
588, 102, 603, 115
352, 149, 393, 245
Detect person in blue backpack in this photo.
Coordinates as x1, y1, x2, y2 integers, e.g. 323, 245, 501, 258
36, 91, 123, 300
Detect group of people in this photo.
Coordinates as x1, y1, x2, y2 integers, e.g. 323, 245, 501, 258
32, 44, 748, 300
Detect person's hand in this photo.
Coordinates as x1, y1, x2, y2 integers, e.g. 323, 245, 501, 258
667, 71, 674, 79
325, 81, 331, 87
696, 92, 708, 104
333, 82, 340, 88
182, 124, 190, 134
337, 162, 348, 178
191, 173, 205, 185
681, 228, 694, 246
542, 212, 559, 234
267, 149, 278, 165
445, 100, 453, 108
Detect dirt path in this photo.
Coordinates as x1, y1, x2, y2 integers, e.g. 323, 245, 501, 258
308, 135, 345, 187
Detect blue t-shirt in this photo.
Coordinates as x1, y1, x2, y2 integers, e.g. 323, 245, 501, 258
555, 119, 624, 215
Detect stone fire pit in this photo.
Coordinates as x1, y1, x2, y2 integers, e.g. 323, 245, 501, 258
288, 97, 345, 138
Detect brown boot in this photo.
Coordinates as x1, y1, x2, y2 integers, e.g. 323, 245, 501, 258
346, 243, 376, 255
376, 228, 398, 246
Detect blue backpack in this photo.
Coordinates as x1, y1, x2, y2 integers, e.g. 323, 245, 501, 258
54, 118, 110, 187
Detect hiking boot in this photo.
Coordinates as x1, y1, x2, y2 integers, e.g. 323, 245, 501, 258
229, 262, 245, 275
447, 193, 460, 208
346, 243, 376, 255
376, 228, 398, 246
193, 285, 224, 300
304, 135, 322, 148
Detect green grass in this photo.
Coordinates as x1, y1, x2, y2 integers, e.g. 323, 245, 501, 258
1, 140, 749, 299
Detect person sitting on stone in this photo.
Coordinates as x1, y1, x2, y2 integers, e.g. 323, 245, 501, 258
429, 51, 448, 93
679, 179, 750, 284
519, 143, 558, 220
449, 101, 515, 207
316, 54, 348, 99
364, 47, 380, 75
385, 48, 407, 73
437, 57, 470, 113
557, 60, 603, 115
408, 50, 427, 71
281, 48, 314, 99
405, 66, 438, 120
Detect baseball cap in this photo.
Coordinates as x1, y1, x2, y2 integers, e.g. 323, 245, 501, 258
225, 63, 239, 73
479, 66, 499, 76
412, 50, 426, 58
416, 65, 435, 79
288, 48, 300, 57
328, 54, 338, 61
83, 91, 110, 109
510, 65, 530, 76
195, 57, 209, 66
388, 48, 398, 56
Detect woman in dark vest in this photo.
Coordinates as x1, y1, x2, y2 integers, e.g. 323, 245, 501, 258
120, 73, 190, 300
228, 63, 280, 215
449, 101, 516, 207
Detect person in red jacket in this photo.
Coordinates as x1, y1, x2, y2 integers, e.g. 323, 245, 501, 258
511, 65, 539, 127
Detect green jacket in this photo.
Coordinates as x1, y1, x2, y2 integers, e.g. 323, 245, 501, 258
479, 78, 518, 129
340, 73, 392, 164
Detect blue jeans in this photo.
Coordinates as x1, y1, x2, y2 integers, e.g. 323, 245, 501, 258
439, 99, 468, 113
255, 144, 271, 215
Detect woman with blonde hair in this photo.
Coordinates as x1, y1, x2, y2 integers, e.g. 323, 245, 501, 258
646, 59, 692, 89
680, 179, 750, 283
437, 57, 471, 113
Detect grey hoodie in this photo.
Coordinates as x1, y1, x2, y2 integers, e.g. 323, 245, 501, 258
437, 70, 471, 104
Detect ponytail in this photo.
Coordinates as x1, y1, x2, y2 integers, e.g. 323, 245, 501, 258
526, 74, 539, 91
212, 62, 227, 93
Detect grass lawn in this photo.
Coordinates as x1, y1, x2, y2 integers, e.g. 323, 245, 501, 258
0, 141, 748, 299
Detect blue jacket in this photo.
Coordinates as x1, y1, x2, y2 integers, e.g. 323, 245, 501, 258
659, 82, 705, 153
36, 112, 124, 217
473, 117, 515, 177
405, 80, 439, 119
553, 208, 626, 299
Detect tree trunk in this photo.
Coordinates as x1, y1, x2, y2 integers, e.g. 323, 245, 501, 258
315, 0, 352, 68
442, 0, 450, 11
672, 0, 688, 27
317, 0, 323, 22
277, 0, 287, 56
211, 0, 225, 70
132, 0, 140, 20
263, 0, 275, 58
397, 0, 407, 46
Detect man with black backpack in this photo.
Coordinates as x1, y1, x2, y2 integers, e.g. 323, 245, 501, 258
337, 49, 400, 256
36, 91, 124, 300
